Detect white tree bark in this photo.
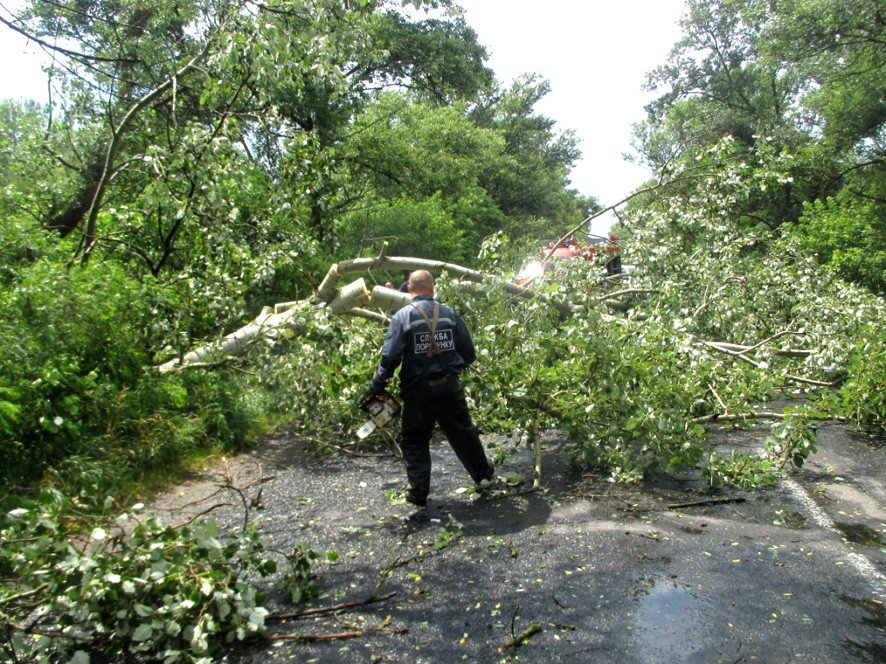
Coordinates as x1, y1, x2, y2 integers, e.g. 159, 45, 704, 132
327, 278, 371, 313
157, 254, 831, 397
158, 303, 310, 373
314, 254, 536, 303
158, 254, 535, 371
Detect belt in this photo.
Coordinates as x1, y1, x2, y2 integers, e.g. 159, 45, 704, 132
425, 374, 452, 386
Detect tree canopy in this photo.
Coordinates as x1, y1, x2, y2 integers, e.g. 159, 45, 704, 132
633, 0, 884, 290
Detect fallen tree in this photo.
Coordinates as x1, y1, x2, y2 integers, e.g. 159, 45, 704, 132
158, 249, 828, 392
159, 245, 573, 373
154, 140, 884, 490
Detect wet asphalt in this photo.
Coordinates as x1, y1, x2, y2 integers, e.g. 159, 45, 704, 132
151, 419, 885, 663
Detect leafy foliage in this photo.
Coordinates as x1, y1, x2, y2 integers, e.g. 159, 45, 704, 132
1, 499, 319, 663
634, 0, 884, 286
0, 258, 263, 491
337, 195, 468, 262
0, 2, 883, 661
789, 185, 886, 295
826, 322, 886, 431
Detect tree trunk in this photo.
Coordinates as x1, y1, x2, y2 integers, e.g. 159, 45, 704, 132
158, 304, 310, 373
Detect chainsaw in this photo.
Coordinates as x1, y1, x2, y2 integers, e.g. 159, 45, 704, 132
356, 388, 401, 439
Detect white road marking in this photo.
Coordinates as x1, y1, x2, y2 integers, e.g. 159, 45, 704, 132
781, 475, 886, 601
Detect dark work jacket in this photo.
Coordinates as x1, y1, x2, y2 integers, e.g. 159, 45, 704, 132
375, 295, 476, 391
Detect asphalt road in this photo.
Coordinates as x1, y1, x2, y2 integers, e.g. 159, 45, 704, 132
151, 419, 885, 663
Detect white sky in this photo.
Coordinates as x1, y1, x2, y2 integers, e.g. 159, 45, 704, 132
0, 0, 686, 234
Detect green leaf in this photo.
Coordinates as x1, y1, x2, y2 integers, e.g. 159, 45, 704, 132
132, 623, 153, 642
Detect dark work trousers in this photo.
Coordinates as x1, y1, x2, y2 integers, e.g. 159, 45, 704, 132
399, 375, 493, 504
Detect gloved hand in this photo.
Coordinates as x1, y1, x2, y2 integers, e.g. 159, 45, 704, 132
367, 377, 386, 396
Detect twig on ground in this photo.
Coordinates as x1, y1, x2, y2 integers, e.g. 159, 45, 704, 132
268, 592, 397, 621
177, 502, 234, 527
502, 623, 542, 649
483, 487, 539, 503
241, 474, 276, 491
667, 497, 746, 509
510, 603, 520, 636
264, 616, 407, 642
217, 472, 251, 533
325, 441, 397, 458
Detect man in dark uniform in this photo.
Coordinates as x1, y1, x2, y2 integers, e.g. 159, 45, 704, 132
367, 270, 494, 507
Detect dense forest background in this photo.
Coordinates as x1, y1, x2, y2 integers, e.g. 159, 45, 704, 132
0, 1, 883, 659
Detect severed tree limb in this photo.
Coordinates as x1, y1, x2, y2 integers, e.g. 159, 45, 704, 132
692, 411, 792, 424
783, 374, 838, 388
711, 342, 812, 358
704, 341, 764, 368
703, 342, 836, 387
269, 592, 397, 621
367, 285, 412, 312
157, 253, 566, 372
158, 303, 310, 373
315, 252, 542, 306
341, 308, 390, 325
708, 383, 728, 412
742, 328, 799, 354
327, 278, 372, 313
667, 497, 746, 509
158, 251, 828, 396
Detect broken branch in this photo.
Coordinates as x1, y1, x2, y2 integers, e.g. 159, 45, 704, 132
502, 623, 543, 649
667, 497, 746, 509
269, 592, 397, 621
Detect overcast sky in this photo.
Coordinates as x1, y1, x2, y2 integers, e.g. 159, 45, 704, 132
0, 0, 687, 234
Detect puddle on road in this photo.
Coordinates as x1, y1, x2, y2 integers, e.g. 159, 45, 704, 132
835, 522, 884, 547
839, 595, 886, 663
777, 509, 808, 529
630, 577, 712, 663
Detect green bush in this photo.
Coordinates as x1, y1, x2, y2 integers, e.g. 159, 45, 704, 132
1, 500, 320, 663
790, 190, 886, 295
0, 259, 263, 492
337, 195, 468, 263
831, 323, 886, 431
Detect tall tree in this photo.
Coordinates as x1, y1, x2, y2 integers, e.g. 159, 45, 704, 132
638, 0, 798, 165
762, 0, 885, 154
1, 0, 494, 264
470, 74, 590, 239
631, 0, 884, 288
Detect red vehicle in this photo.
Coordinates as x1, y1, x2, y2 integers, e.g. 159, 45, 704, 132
515, 234, 624, 285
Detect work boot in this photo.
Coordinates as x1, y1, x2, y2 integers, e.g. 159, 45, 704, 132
404, 507, 430, 523
405, 490, 427, 508
406, 503, 445, 522
474, 468, 495, 493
